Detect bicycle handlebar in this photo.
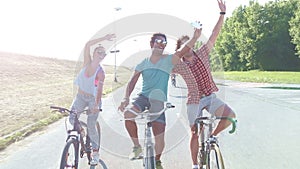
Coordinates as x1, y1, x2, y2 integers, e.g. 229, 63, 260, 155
194, 116, 237, 134
124, 102, 175, 120
50, 106, 73, 114
50, 106, 94, 115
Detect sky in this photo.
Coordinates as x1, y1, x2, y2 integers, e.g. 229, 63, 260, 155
0, 0, 273, 65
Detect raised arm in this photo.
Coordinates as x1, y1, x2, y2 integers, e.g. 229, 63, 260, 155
83, 34, 115, 66
172, 28, 201, 64
206, 0, 226, 52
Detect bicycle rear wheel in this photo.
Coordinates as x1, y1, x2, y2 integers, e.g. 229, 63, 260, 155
60, 138, 79, 169
207, 143, 225, 169
197, 149, 206, 169
89, 159, 108, 169
80, 121, 101, 148
89, 122, 107, 169
80, 121, 106, 169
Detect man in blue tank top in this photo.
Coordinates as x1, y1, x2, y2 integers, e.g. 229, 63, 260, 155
118, 29, 201, 169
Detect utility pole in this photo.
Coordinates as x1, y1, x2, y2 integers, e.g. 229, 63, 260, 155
110, 49, 120, 82
112, 7, 121, 82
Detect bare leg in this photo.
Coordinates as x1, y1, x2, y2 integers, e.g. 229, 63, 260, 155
125, 120, 139, 146
152, 121, 166, 161
212, 104, 236, 136
124, 106, 141, 146
190, 125, 199, 165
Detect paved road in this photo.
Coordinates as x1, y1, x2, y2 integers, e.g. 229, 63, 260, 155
0, 77, 300, 169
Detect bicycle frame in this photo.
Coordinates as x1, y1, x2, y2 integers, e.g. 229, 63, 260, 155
125, 102, 175, 169
194, 115, 236, 169
143, 118, 156, 168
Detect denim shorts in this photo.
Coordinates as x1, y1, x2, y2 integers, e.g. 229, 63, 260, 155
132, 94, 166, 124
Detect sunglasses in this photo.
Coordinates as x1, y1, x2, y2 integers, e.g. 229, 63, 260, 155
97, 50, 107, 56
154, 39, 167, 45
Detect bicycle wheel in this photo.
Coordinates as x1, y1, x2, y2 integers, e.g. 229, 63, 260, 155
89, 159, 108, 169
144, 145, 155, 169
197, 149, 206, 169
60, 138, 79, 169
80, 121, 101, 149
80, 121, 105, 169
206, 143, 225, 169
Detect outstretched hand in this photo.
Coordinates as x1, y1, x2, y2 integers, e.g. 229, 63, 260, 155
218, 0, 226, 13
193, 27, 202, 40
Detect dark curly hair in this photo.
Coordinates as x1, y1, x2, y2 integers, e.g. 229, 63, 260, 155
175, 35, 190, 51
150, 33, 167, 43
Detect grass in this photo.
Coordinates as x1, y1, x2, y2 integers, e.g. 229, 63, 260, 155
213, 70, 300, 84
0, 52, 132, 151
0, 113, 63, 150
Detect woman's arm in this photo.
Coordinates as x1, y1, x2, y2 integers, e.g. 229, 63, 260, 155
83, 34, 115, 66
93, 71, 105, 113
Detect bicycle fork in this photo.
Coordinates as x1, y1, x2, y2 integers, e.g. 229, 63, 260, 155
144, 122, 156, 168
197, 123, 208, 168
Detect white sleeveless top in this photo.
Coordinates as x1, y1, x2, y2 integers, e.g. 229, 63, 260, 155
74, 66, 103, 96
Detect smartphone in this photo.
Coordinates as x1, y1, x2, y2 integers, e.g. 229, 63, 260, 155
191, 21, 202, 29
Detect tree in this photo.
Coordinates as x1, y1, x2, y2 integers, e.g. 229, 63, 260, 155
289, 0, 300, 58
213, 0, 300, 71
256, 0, 299, 70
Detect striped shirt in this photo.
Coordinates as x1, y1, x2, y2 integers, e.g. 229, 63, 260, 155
172, 44, 218, 104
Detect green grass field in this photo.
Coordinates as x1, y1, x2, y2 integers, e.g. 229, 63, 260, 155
214, 70, 300, 84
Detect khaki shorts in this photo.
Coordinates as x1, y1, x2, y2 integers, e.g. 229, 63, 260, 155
187, 93, 225, 126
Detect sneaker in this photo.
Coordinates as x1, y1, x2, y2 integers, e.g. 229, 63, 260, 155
156, 160, 163, 169
192, 164, 199, 169
129, 145, 143, 160
90, 150, 99, 166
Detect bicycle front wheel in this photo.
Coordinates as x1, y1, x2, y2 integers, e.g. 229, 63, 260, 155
60, 138, 79, 169
144, 145, 155, 169
207, 143, 225, 169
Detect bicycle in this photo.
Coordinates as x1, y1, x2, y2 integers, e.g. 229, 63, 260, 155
124, 102, 175, 169
50, 106, 107, 169
194, 114, 237, 169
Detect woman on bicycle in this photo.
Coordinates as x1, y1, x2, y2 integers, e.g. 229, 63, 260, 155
70, 33, 115, 165
172, 1, 236, 168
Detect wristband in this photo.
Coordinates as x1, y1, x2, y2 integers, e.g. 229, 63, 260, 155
220, 12, 226, 15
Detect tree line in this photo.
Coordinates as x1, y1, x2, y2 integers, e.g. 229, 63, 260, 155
211, 0, 300, 71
